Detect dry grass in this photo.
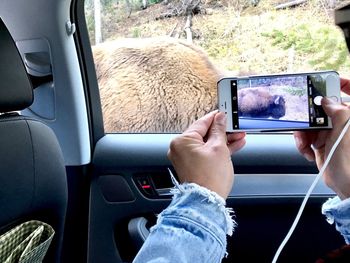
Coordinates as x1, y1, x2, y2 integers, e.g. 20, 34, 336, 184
91, 0, 350, 78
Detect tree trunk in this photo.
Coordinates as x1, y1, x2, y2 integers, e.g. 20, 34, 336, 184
184, 14, 193, 43
94, 0, 102, 44
142, 0, 148, 9
125, 0, 132, 17
275, 0, 307, 10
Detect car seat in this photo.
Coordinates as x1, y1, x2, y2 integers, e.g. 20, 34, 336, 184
0, 17, 67, 263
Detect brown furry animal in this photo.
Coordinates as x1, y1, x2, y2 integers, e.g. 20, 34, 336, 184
93, 37, 223, 133
238, 87, 286, 119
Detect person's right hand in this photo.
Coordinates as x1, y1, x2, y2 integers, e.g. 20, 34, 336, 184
294, 78, 350, 200
340, 78, 350, 95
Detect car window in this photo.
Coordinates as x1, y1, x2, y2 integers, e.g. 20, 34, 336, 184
84, 0, 350, 133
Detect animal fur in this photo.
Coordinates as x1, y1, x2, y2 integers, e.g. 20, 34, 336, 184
93, 37, 223, 133
238, 87, 286, 119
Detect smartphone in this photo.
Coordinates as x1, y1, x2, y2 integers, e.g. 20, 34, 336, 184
217, 71, 340, 132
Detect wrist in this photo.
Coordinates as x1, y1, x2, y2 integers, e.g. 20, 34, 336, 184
169, 179, 236, 236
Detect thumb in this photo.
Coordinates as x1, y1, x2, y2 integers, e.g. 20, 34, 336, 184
322, 97, 345, 118
322, 97, 350, 129
207, 112, 227, 145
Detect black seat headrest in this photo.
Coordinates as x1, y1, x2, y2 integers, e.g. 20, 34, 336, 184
0, 17, 33, 113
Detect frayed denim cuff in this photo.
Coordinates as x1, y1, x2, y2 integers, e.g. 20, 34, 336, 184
150, 179, 236, 260
138, 180, 235, 263
156, 171, 236, 236
322, 196, 350, 244
169, 181, 236, 236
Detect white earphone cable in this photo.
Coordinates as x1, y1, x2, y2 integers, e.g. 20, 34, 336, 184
272, 117, 350, 263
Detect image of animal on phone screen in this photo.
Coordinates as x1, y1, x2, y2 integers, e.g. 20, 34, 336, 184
232, 75, 329, 130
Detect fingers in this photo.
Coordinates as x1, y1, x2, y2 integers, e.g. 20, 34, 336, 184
227, 132, 246, 143
322, 97, 346, 118
184, 111, 217, 138
322, 98, 350, 131
341, 78, 350, 95
207, 112, 228, 146
294, 131, 315, 161
183, 111, 247, 155
227, 133, 246, 154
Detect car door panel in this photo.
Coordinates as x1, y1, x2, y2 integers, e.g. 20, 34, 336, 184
88, 133, 344, 263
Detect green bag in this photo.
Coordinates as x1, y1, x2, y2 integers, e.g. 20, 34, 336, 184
0, 220, 54, 263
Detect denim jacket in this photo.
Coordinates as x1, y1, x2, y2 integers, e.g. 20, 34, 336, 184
322, 196, 350, 244
133, 182, 350, 263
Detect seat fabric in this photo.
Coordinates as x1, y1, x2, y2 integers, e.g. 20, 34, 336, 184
0, 17, 67, 263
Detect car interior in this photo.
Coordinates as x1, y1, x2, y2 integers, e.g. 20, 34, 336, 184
0, 0, 348, 262
0, 17, 67, 262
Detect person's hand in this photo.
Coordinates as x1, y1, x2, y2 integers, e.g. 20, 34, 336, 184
167, 111, 246, 199
294, 78, 350, 199
340, 78, 350, 94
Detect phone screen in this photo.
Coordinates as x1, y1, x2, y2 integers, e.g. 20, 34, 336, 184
230, 74, 330, 130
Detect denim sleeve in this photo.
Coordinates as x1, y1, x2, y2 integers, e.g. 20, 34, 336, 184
132, 182, 235, 263
322, 196, 350, 244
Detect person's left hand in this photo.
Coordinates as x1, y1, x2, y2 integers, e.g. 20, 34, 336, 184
167, 111, 246, 199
